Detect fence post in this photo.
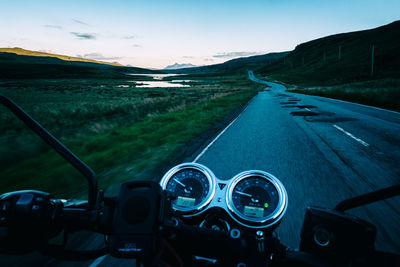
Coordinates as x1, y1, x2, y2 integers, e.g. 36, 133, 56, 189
370, 45, 375, 77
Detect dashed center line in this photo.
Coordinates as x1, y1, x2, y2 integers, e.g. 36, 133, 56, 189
333, 124, 370, 147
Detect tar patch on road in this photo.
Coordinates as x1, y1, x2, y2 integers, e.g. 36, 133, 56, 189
296, 105, 316, 109
308, 116, 358, 123
290, 111, 319, 116
282, 105, 317, 109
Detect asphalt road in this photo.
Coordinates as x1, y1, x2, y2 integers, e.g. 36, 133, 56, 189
51, 72, 400, 266
194, 71, 400, 254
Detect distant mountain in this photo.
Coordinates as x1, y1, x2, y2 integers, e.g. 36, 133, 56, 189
168, 52, 289, 74
0, 48, 158, 79
164, 63, 198, 70
257, 20, 400, 85
0, 47, 122, 66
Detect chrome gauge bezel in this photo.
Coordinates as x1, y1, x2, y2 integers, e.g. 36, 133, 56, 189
159, 162, 216, 215
226, 170, 288, 228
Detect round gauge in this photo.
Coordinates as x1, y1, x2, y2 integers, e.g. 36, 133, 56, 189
226, 171, 287, 228
160, 163, 216, 215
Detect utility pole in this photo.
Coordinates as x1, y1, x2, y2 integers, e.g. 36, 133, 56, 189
370, 44, 375, 77
338, 45, 342, 60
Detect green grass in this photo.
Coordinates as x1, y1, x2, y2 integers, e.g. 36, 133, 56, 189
285, 78, 400, 111
257, 21, 400, 86
0, 73, 259, 199
255, 21, 400, 111
0, 90, 256, 198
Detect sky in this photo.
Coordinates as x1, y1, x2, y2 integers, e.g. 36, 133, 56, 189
1, 0, 399, 69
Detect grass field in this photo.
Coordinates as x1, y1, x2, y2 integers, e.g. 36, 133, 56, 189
279, 78, 400, 111
256, 21, 400, 111
0, 73, 260, 199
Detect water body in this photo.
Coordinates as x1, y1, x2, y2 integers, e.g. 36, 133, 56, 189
126, 73, 191, 88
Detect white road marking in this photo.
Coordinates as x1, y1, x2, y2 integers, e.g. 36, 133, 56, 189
89, 255, 107, 267
193, 99, 253, 163
333, 124, 370, 147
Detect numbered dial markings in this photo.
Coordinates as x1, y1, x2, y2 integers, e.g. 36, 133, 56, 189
231, 176, 279, 220
166, 169, 210, 209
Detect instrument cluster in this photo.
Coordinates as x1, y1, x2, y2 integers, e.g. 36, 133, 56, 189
160, 163, 288, 229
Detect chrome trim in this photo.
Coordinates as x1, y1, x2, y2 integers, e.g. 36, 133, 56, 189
159, 162, 216, 215
225, 170, 288, 229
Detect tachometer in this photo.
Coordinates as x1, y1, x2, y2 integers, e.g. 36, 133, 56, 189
226, 170, 287, 228
160, 163, 216, 215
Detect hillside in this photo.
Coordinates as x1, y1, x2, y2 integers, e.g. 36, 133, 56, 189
170, 52, 289, 74
0, 48, 122, 66
257, 20, 400, 86
0, 49, 157, 79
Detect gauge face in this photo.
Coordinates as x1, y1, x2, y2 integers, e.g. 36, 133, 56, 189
227, 171, 287, 228
231, 177, 279, 219
166, 169, 209, 208
160, 163, 216, 214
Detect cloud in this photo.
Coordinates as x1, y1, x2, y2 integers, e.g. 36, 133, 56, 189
72, 19, 89, 26
124, 35, 137, 39
44, 24, 63, 29
132, 44, 142, 48
70, 32, 96, 40
79, 52, 121, 61
213, 51, 263, 58
204, 58, 214, 62
183, 56, 193, 59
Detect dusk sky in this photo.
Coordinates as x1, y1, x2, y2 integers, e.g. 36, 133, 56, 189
1, 0, 399, 69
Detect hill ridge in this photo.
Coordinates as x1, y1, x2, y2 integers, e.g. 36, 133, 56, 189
0, 47, 122, 67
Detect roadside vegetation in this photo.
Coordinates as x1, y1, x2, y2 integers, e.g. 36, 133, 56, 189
256, 20, 400, 111
0, 73, 259, 199
281, 78, 400, 111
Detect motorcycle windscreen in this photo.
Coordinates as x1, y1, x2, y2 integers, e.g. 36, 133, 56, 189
0, 103, 89, 201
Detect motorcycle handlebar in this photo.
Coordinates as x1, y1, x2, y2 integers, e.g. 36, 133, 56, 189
1, 187, 399, 266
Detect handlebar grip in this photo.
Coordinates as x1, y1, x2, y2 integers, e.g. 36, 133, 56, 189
0, 190, 63, 253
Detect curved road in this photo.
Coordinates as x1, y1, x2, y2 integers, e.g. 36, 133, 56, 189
193, 71, 400, 254
51, 72, 400, 266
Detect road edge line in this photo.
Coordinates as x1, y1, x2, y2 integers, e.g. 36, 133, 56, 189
192, 96, 255, 163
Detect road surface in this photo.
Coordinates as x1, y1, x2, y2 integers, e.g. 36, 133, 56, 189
52, 71, 400, 266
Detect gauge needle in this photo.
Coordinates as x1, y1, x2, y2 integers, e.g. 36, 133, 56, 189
236, 191, 252, 197
174, 178, 186, 187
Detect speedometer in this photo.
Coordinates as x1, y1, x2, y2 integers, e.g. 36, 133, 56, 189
226, 170, 287, 228
160, 163, 216, 215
